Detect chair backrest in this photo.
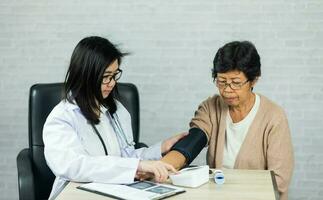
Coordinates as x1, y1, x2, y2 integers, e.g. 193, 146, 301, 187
29, 82, 140, 200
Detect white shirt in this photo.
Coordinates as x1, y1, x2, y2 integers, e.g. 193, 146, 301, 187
223, 94, 260, 169
43, 100, 162, 199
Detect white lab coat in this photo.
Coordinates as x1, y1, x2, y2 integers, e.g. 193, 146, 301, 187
43, 99, 162, 199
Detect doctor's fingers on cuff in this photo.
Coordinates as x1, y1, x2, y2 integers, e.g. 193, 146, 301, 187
177, 132, 189, 139
170, 132, 189, 144
163, 132, 188, 150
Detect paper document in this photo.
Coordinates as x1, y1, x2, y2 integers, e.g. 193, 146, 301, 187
77, 181, 185, 200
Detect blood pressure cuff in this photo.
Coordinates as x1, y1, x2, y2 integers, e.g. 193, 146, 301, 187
170, 128, 207, 166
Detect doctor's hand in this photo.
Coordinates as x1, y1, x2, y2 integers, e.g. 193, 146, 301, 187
135, 171, 153, 181
137, 160, 177, 182
161, 132, 188, 154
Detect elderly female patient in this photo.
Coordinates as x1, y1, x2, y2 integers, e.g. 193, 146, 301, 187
161, 41, 294, 200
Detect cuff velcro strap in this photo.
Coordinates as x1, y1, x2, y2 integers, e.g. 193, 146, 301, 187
170, 128, 207, 166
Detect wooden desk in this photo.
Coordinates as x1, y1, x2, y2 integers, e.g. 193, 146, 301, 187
56, 169, 279, 200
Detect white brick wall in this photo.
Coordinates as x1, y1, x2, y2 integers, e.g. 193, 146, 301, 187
1, 1, 323, 199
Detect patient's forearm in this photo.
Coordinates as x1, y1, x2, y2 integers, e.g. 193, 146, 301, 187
161, 150, 186, 170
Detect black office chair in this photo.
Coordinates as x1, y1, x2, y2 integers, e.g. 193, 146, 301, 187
16, 82, 147, 200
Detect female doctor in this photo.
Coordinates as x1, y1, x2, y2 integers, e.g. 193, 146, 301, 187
43, 36, 185, 199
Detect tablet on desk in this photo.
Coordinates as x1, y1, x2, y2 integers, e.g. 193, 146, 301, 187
77, 181, 185, 200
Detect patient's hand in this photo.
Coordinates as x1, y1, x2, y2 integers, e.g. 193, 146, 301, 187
161, 132, 188, 154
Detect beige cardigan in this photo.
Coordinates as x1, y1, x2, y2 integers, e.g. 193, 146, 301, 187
190, 94, 294, 200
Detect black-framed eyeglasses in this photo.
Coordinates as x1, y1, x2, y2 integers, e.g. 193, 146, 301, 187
102, 69, 123, 84
214, 79, 249, 90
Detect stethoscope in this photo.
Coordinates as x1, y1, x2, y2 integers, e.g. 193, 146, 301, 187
91, 112, 135, 155
108, 112, 136, 147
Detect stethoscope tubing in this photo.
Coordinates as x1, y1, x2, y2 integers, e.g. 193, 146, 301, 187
108, 112, 135, 147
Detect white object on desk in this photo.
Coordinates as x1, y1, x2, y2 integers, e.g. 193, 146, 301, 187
169, 165, 209, 188
213, 169, 225, 184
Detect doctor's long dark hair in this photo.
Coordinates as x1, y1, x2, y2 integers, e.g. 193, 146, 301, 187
63, 36, 127, 124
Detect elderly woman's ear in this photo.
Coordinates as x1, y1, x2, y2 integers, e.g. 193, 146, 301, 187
250, 77, 259, 89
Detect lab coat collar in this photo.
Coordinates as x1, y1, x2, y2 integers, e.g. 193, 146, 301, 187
63, 99, 81, 111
